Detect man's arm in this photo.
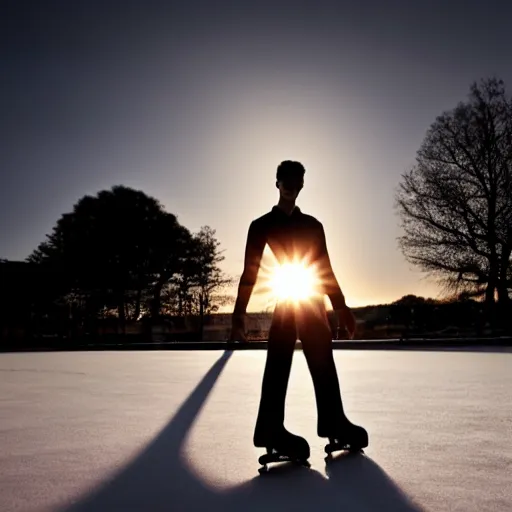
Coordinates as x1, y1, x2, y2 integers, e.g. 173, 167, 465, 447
317, 223, 346, 311
233, 221, 266, 316
316, 223, 356, 338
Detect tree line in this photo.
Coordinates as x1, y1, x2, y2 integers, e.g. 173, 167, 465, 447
2, 185, 233, 340
1, 76, 511, 345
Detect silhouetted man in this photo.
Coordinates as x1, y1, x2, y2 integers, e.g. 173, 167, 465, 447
231, 160, 368, 460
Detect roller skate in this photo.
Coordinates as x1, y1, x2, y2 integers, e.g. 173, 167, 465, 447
256, 428, 311, 474
323, 421, 368, 461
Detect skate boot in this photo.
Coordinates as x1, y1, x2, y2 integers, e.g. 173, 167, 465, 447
256, 428, 311, 473
323, 420, 368, 459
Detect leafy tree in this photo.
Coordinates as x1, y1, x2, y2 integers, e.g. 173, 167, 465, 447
28, 186, 190, 329
147, 215, 193, 319
396, 78, 512, 308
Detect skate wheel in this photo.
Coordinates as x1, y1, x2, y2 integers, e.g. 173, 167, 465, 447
258, 465, 269, 474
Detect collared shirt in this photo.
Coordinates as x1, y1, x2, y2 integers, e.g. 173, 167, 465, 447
233, 205, 346, 314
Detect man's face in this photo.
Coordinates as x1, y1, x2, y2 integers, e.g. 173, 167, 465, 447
277, 177, 304, 201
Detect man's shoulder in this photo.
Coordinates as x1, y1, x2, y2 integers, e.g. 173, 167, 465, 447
246, 211, 275, 239
250, 211, 274, 228
299, 211, 322, 226
294, 210, 323, 231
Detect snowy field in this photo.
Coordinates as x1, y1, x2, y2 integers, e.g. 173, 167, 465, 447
1, 348, 511, 512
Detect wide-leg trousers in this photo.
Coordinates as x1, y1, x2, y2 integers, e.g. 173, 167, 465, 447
253, 298, 347, 445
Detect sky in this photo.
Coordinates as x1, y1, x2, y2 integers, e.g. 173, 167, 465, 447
2, 0, 512, 310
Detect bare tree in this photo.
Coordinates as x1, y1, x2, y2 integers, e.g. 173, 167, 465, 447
189, 226, 233, 339
159, 226, 233, 337
396, 78, 512, 308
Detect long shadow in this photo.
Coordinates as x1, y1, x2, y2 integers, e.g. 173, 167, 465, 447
63, 349, 425, 512
223, 453, 426, 512
64, 350, 233, 511
324, 453, 426, 511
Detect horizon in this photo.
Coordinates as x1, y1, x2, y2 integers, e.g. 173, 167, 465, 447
2, 1, 512, 309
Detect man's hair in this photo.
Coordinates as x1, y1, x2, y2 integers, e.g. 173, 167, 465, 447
276, 160, 306, 181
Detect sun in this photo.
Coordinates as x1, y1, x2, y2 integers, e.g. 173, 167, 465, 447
254, 248, 324, 307
269, 262, 319, 302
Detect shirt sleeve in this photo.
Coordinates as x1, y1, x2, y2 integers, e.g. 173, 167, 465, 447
316, 223, 346, 310
233, 220, 267, 315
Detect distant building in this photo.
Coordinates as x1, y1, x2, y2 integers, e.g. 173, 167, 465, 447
201, 312, 272, 341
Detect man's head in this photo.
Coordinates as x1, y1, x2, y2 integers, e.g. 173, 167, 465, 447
276, 160, 305, 201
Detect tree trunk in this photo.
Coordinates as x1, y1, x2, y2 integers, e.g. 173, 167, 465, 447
199, 292, 204, 341
497, 246, 511, 333
151, 281, 163, 319
497, 245, 511, 304
484, 282, 496, 304
483, 253, 498, 332
117, 292, 126, 335
134, 287, 142, 320
497, 281, 510, 304
485, 241, 499, 304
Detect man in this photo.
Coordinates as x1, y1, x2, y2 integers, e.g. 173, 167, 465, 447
231, 160, 368, 460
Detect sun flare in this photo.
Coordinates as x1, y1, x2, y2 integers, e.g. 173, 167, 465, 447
269, 262, 319, 302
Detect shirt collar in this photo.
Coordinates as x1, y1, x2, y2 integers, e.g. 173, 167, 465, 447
272, 205, 301, 217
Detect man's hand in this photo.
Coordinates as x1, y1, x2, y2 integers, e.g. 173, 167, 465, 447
229, 313, 247, 342
335, 306, 356, 339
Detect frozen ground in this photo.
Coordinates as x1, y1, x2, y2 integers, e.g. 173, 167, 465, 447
0, 348, 511, 512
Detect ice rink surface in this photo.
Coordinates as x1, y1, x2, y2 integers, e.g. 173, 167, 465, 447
1, 348, 511, 511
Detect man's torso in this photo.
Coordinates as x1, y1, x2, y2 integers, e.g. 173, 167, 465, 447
251, 206, 324, 264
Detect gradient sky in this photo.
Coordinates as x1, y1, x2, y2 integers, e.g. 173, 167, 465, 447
2, 0, 512, 310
